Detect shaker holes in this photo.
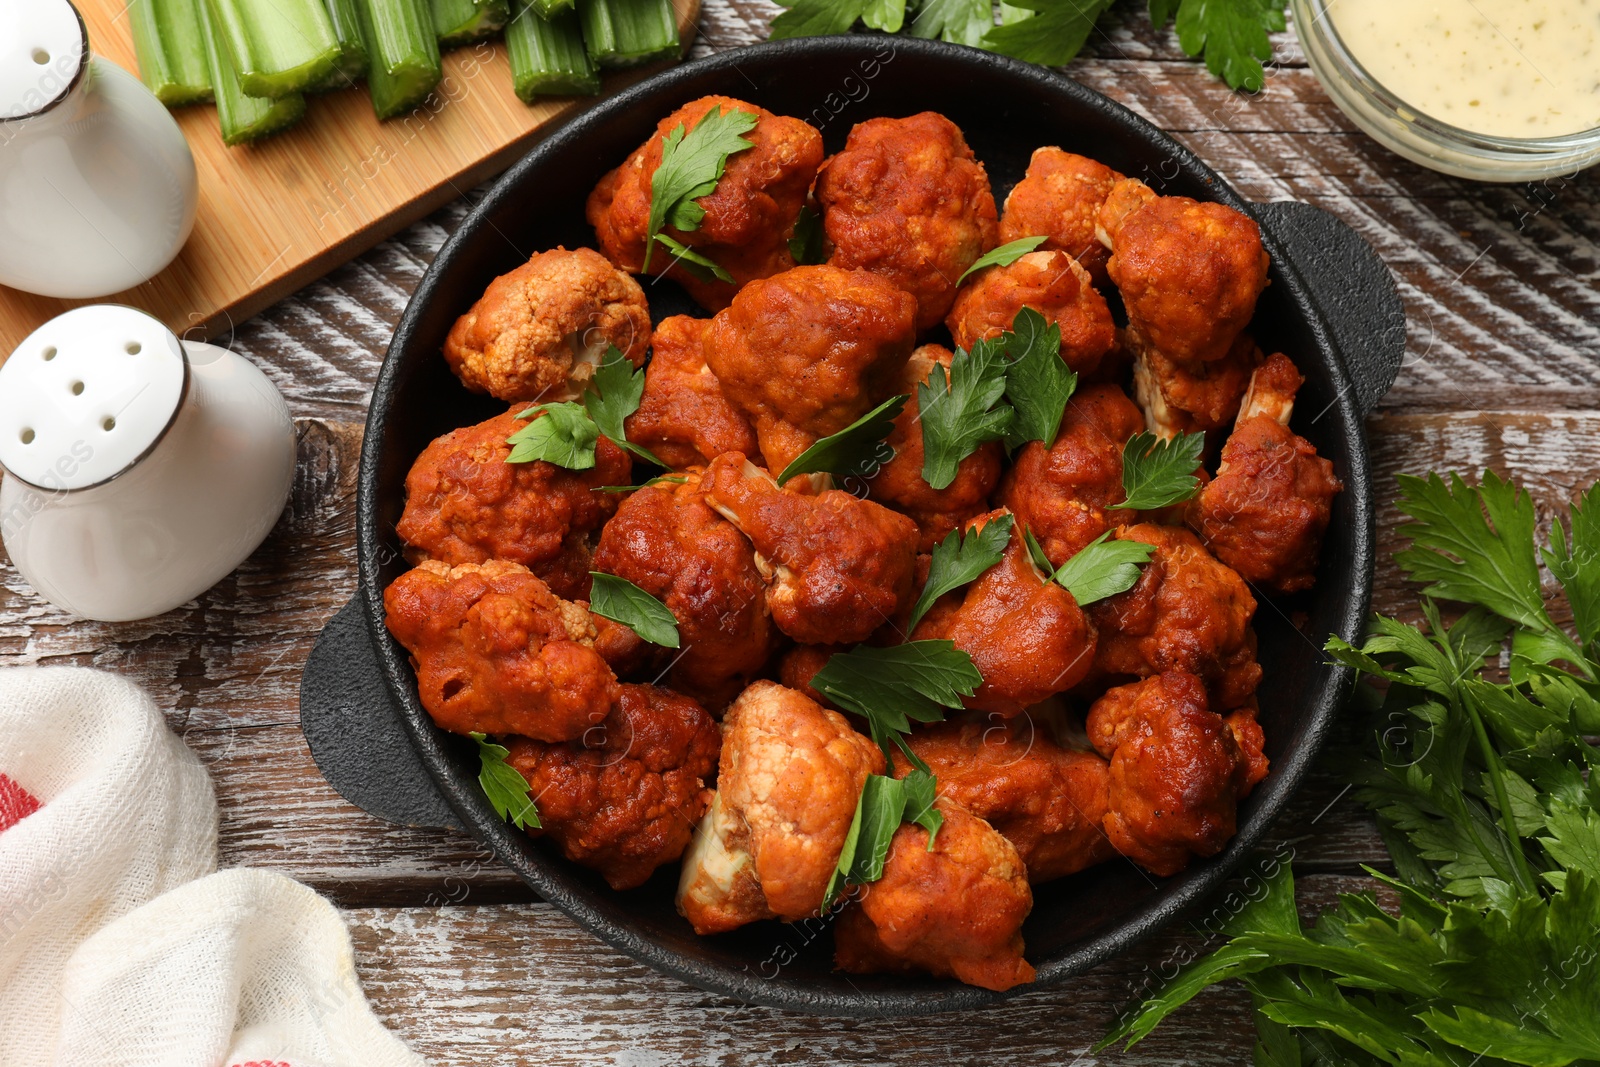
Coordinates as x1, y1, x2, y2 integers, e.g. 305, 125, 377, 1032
125, 341, 141, 355
70, 381, 84, 395
20, 429, 35, 445
102, 417, 116, 432
41, 346, 56, 361
32, 49, 49, 65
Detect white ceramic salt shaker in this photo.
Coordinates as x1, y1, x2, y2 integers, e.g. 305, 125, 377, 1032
0, 0, 199, 299
0, 306, 296, 622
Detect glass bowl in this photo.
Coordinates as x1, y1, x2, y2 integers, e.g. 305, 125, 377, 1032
1291, 0, 1600, 182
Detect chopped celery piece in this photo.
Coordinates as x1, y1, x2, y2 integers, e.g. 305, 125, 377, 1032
578, 0, 680, 67
530, 0, 577, 18
312, 0, 370, 91
130, 0, 213, 106
198, 0, 306, 144
506, 0, 599, 99
203, 0, 341, 98
433, 0, 511, 46
354, 0, 443, 119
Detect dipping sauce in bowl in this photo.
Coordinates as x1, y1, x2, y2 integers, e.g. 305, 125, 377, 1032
1292, 0, 1600, 180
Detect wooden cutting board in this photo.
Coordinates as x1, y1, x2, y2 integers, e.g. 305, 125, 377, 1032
0, 0, 700, 354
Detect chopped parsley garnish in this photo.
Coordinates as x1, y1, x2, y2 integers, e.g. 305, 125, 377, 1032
788, 204, 826, 265
919, 338, 1014, 491
822, 769, 943, 910
644, 105, 760, 273
1114, 430, 1206, 512
956, 235, 1048, 285
506, 402, 598, 468
907, 514, 1014, 629
469, 732, 541, 830
651, 233, 733, 284
581, 346, 666, 466
1001, 307, 1079, 451
776, 394, 907, 486
1045, 530, 1156, 605
809, 640, 982, 769
586, 572, 680, 648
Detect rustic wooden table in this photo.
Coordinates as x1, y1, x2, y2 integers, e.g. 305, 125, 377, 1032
3, 3, 1597, 1063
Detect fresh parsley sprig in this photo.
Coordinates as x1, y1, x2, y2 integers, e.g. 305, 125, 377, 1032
1001, 307, 1078, 451
788, 204, 826, 265
907, 514, 1014, 629
1114, 430, 1205, 511
823, 769, 944, 910
644, 105, 760, 274
810, 640, 983, 769
597, 474, 689, 493
1026, 526, 1156, 605
1104, 472, 1600, 1065
956, 235, 1047, 285
777, 395, 907, 485
506, 346, 662, 470
587, 572, 681, 648
469, 732, 541, 830
918, 339, 1013, 491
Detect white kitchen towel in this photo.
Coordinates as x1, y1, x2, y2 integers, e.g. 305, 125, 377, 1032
0, 667, 425, 1067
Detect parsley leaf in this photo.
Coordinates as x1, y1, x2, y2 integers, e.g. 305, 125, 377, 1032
769, 0, 906, 38
788, 204, 826, 265
983, 0, 1116, 67
1046, 530, 1156, 605
1167, 0, 1287, 93
777, 394, 907, 486
907, 514, 1014, 629
1023, 525, 1054, 571
582, 346, 668, 466
469, 732, 541, 830
957, 235, 1048, 285
644, 106, 759, 273
810, 640, 982, 767
651, 233, 734, 283
1002, 307, 1078, 450
919, 339, 1014, 490
823, 769, 944, 909
1114, 430, 1205, 511
587, 572, 681, 648
596, 474, 688, 493
908, 0, 995, 46
506, 402, 599, 468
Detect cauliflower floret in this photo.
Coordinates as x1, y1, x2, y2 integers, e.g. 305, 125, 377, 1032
947, 250, 1116, 377
999, 147, 1123, 285
504, 683, 720, 890
443, 246, 651, 403
383, 560, 617, 742
623, 315, 761, 469
677, 682, 884, 933
703, 453, 919, 646
394, 408, 631, 601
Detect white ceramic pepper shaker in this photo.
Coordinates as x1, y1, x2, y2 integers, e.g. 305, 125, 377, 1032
0, 306, 296, 622
0, 0, 198, 298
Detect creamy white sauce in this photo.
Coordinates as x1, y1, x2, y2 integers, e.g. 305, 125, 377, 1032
1328, 0, 1600, 137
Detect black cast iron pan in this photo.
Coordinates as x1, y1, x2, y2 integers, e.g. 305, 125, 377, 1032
300, 35, 1406, 1016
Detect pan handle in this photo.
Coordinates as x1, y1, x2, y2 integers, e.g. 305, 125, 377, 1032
1252, 199, 1406, 419
299, 591, 463, 831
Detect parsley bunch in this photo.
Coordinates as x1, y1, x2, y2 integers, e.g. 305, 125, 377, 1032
770, 0, 1287, 93
1104, 472, 1600, 1065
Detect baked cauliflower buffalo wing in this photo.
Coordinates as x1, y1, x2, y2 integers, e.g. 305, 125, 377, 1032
1132, 329, 1262, 437
911, 510, 1096, 716
623, 315, 761, 469
895, 717, 1114, 883
704, 454, 919, 646
384, 560, 618, 742
834, 802, 1035, 992
999, 147, 1123, 284
866, 345, 1004, 551
590, 470, 779, 709
677, 682, 884, 933
395, 409, 630, 601
702, 264, 917, 473
1098, 178, 1270, 369
504, 683, 720, 890
947, 250, 1117, 377
586, 96, 824, 311
443, 246, 651, 404
1186, 354, 1343, 595
1086, 672, 1269, 876
997, 383, 1146, 567
1090, 524, 1261, 710
816, 112, 999, 331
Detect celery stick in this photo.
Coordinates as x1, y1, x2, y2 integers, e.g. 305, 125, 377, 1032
198, 0, 306, 145
578, 0, 679, 68
204, 0, 341, 98
531, 0, 577, 19
130, 0, 213, 106
314, 0, 371, 90
433, 0, 511, 46
354, 0, 443, 119
506, 0, 599, 99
